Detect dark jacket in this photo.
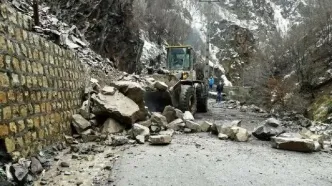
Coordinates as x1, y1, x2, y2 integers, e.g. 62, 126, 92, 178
216, 83, 224, 93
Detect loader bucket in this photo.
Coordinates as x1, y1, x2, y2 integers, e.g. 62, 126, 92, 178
144, 90, 172, 112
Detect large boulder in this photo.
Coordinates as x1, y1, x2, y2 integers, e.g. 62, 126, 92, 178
131, 124, 150, 143
110, 81, 148, 121
162, 106, 178, 123
30, 157, 43, 175
167, 118, 185, 131
151, 112, 168, 128
92, 92, 140, 125
149, 135, 172, 145
183, 111, 194, 121
72, 114, 91, 134
102, 118, 125, 134
185, 120, 201, 132
252, 118, 284, 140
271, 136, 316, 152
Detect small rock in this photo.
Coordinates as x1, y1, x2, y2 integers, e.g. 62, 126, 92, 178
185, 120, 201, 132
184, 128, 192, 133
64, 171, 71, 175
200, 121, 212, 132
136, 135, 145, 144
218, 133, 228, 140
111, 136, 129, 146
149, 135, 172, 145
30, 157, 43, 175
101, 86, 116, 95
60, 162, 70, 168
183, 111, 194, 121
102, 118, 125, 134
72, 114, 91, 134
252, 118, 284, 140
154, 81, 168, 91
151, 113, 168, 127
11, 163, 29, 182
162, 106, 178, 123
72, 154, 79, 159
150, 125, 161, 133
232, 127, 250, 142
167, 118, 185, 131
40, 181, 48, 185
160, 129, 175, 137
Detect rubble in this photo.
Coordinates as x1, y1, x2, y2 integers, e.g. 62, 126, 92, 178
162, 106, 179, 123
231, 127, 250, 142
149, 135, 172, 145
167, 118, 185, 131
160, 129, 175, 137
218, 133, 228, 140
72, 114, 91, 134
111, 136, 129, 146
252, 118, 284, 141
102, 118, 125, 134
150, 112, 168, 128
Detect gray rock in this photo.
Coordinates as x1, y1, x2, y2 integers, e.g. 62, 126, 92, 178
216, 120, 242, 137
136, 135, 145, 144
184, 128, 192, 133
162, 106, 178, 123
185, 120, 201, 132
30, 157, 43, 175
183, 111, 194, 121
64, 135, 76, 144
11, 163, 28, 182
252, 118, 283, 140
101, 86, 116, 95
218, 133, 228, 140
200, 121, 212, 132
138, 120, 152, 128
231, 127, 250, 142
72, 114, 91, 134
150, 125, 161, 133
151, 112, 168, 127
131, 124, 150, 137
110, 81, 147, 121
271, 136, 316, 152
102, 118, 125, 134
149, 135, 172, 145
60, 162, 70, 168
154, 81, 168, 91
92, 92, 140, 125
160, 129, 175, 137
79, 100, 90, 119
168, 118, 185, 131
111, 136, 129, 146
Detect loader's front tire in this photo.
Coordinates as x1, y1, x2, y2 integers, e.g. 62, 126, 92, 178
196, 85, 208, 113
179, 85, 197, 114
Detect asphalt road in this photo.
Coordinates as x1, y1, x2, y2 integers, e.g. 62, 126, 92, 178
113, 101, 332, 186
113, 133, 332, 186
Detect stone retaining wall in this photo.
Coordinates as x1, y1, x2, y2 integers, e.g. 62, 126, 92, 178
0, 4, 84, 158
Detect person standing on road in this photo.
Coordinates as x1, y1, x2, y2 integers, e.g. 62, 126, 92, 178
208, 76, 214, 90
216, 81, 224, 103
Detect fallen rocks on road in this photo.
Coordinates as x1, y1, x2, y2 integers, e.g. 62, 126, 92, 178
252, 118, 284, 141
185, 120, 201, 132
218, 133, 228, 140
151, 112, 168, 128
162, 106, 179, 123
111, 136, 129, 146
231, 127, 250, 142
200, 121, 212, 132
149, 135, 172, 145
183, 111, 194, 121
92, 92, 140, 125
271, 136, 316, 152
102, 118, 125, 134
167, 118, 185, 131
72, 114, 91, 134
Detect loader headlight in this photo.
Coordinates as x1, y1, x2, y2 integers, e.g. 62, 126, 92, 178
182, 72, 188, 80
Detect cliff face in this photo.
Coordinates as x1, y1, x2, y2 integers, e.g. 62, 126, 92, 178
43, 0, 142, 73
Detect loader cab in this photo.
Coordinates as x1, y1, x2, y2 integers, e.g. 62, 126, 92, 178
166, 46, 195, 71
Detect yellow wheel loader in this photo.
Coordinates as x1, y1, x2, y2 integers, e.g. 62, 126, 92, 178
144, 45, 209, 114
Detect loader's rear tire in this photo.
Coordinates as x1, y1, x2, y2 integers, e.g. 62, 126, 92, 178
179, 85, 197, 114
196, 85, 208, 113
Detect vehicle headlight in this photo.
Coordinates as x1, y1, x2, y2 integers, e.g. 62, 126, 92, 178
182, 72, 188, 79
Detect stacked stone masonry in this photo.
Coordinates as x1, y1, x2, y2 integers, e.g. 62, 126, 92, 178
0, 4, 84, 158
